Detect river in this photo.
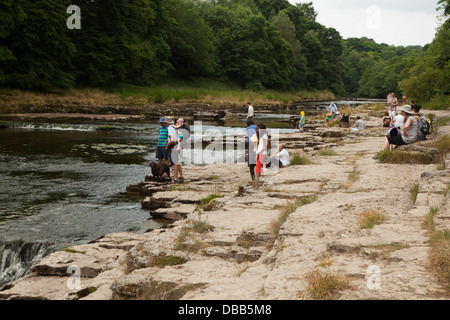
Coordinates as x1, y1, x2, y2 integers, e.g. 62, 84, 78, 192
0, 99, 378, 286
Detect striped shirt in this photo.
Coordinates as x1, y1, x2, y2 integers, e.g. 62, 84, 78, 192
157, 126, 169, 147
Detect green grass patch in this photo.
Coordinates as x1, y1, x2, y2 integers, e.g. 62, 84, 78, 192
290, 154, 314, 166
427, 229, 450, 292
317, 149, 338, 156
422, 207, 439, 233
105, 80, 335, 105
153, 253, 187, 268
410, 182, 420, 204
64, 248, 86, 254
377, 150, 435, 165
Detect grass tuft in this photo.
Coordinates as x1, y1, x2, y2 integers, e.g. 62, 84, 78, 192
358, 210, 386, 229
303, 268, 351, 300
290, 154, 314, 166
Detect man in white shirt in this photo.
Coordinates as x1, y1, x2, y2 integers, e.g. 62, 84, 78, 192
246, 102, 254, 121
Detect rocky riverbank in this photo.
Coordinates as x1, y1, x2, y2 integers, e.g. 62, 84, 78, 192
0, 107, 449, 300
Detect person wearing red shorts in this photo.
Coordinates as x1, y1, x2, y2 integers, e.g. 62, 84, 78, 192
255, 124, 268, 179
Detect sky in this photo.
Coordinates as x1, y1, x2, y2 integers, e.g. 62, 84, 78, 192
288, 0, 443, 46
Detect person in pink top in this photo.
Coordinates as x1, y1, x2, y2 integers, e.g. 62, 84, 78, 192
388, 93, 398, 121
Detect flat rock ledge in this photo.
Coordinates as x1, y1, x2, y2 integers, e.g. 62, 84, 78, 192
1, 108, 449, 300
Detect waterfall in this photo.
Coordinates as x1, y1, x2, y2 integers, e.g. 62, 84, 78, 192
0, 240, 52, 287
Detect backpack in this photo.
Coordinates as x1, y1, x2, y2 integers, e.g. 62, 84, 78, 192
417, 114, 433, 135
387, 127, 401, 138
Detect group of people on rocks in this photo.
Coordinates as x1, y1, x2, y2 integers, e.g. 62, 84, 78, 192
373, 96, 430, 159
324, 102, 366, 132
154, 95, 431, 182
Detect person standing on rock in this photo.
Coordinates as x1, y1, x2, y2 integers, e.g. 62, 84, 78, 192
298, 111, 306, 133
246, 120, 258, 181
388, 93, 398, 121
156, 117, 169, 166
165, 117, 184, 183
246, 102, 254, 121
255, 124, 268, 179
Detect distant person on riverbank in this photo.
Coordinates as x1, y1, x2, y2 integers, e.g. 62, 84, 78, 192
156, 117, 169, 166
352, 116, 366, 132
298, 111, 306, 132
246, 120, 258, 181
388, 93, 398, 121
255, 124, 268, 179
382, 111, 391, 128
387, 92, 392, 106
402, 95, 407, 105
373, 105, 418, 159
246, 102, 254, 121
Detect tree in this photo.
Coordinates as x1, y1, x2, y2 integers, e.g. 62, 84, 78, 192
69, 0, 172, 86
164, 0, 215, 78
1, 0, 76, 90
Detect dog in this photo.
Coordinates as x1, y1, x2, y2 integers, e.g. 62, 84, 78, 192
149, 161, 170, 181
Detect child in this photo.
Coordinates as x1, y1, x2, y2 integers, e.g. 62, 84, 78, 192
298, 111, 306, 132
382, 111, 391, 127
174, 118, 185, 151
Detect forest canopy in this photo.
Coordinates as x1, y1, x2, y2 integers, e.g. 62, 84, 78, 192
0, 0, 448, 105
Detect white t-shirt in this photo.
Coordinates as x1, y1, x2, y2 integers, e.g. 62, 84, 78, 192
256, 134, 268, 156
168, 125, 176, 143
248, 105, 254, 117
277, 149, 290, 166
393, 114, 405, 128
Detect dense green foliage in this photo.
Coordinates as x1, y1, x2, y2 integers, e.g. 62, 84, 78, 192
0, 0, 448, 105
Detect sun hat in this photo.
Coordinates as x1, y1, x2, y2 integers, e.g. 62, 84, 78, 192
400, 105, 414, 115
177, 118, 184, 125
159, 117, 166, 123
164, 116, 174, 125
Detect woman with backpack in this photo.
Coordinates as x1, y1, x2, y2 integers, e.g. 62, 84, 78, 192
373, 105, 418, 159
411, 104, 427, 141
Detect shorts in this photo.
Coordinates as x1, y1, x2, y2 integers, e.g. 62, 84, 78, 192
256, 154, 265, 173
387, 135, 406, 146
156, 146, 168, 160
298, 124, 305, 129
170, 149, 181, 165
